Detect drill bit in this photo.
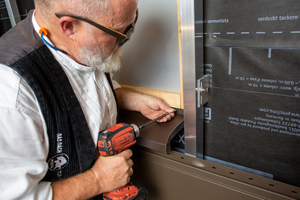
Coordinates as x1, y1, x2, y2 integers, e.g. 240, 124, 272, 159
139, 109, 177, 129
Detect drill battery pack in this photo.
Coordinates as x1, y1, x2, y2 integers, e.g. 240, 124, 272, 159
103, 182, 148, 200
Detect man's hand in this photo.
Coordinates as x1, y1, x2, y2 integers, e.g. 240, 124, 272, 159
115, 88, 176, 122
91, 149, 134, 194
138, 95, 175, 122
51, 149, 133, 199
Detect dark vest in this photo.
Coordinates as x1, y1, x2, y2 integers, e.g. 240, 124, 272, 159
0, 10, 116, 189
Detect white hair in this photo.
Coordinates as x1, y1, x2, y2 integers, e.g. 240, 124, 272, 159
35, 0, 111, 21
75, 31, 123, 72
79, 44, 123, 72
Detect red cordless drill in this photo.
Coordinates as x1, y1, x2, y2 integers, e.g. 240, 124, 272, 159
98, 123, 147, 200
98, 123, 140, 157
97, 110, 175, 200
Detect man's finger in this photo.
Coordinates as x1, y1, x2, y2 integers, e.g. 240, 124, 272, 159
118, 149, 133, 159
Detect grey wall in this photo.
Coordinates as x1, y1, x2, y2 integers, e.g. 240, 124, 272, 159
114, 0, 181, 93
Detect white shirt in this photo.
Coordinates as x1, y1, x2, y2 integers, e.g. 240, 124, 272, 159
0, 12, 120, 199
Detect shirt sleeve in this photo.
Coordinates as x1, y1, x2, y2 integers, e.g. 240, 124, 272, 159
0, 64, 53, 199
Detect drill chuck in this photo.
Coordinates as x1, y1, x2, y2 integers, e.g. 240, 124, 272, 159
130, 124, 140, 138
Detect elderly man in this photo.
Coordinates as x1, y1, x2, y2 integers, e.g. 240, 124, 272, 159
0, 0, 174, 199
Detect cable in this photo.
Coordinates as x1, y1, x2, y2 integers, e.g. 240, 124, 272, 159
39, 27, 68, 55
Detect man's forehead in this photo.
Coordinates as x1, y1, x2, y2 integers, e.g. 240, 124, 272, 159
110, 0, 138, 7
106, 0, 138, 29
110, 0, 138, 15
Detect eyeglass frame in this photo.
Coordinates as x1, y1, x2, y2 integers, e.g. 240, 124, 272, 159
55, 9, 138, 47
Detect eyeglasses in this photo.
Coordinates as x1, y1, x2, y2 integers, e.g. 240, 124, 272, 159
55, 9, 138, 47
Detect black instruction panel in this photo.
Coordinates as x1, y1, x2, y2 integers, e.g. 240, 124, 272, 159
195, 0, 300, 187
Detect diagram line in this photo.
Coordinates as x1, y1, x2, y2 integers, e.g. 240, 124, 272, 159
268, 48, 272, 58
212, 86, 300, 99
228, 47, 232, 75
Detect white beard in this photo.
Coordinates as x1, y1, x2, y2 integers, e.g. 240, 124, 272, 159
77, 36, 123, 72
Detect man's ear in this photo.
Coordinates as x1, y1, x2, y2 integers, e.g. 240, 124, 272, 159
57, 16, 78, 38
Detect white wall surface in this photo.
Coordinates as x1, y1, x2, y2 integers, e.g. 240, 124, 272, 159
114, 0, 181, 93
